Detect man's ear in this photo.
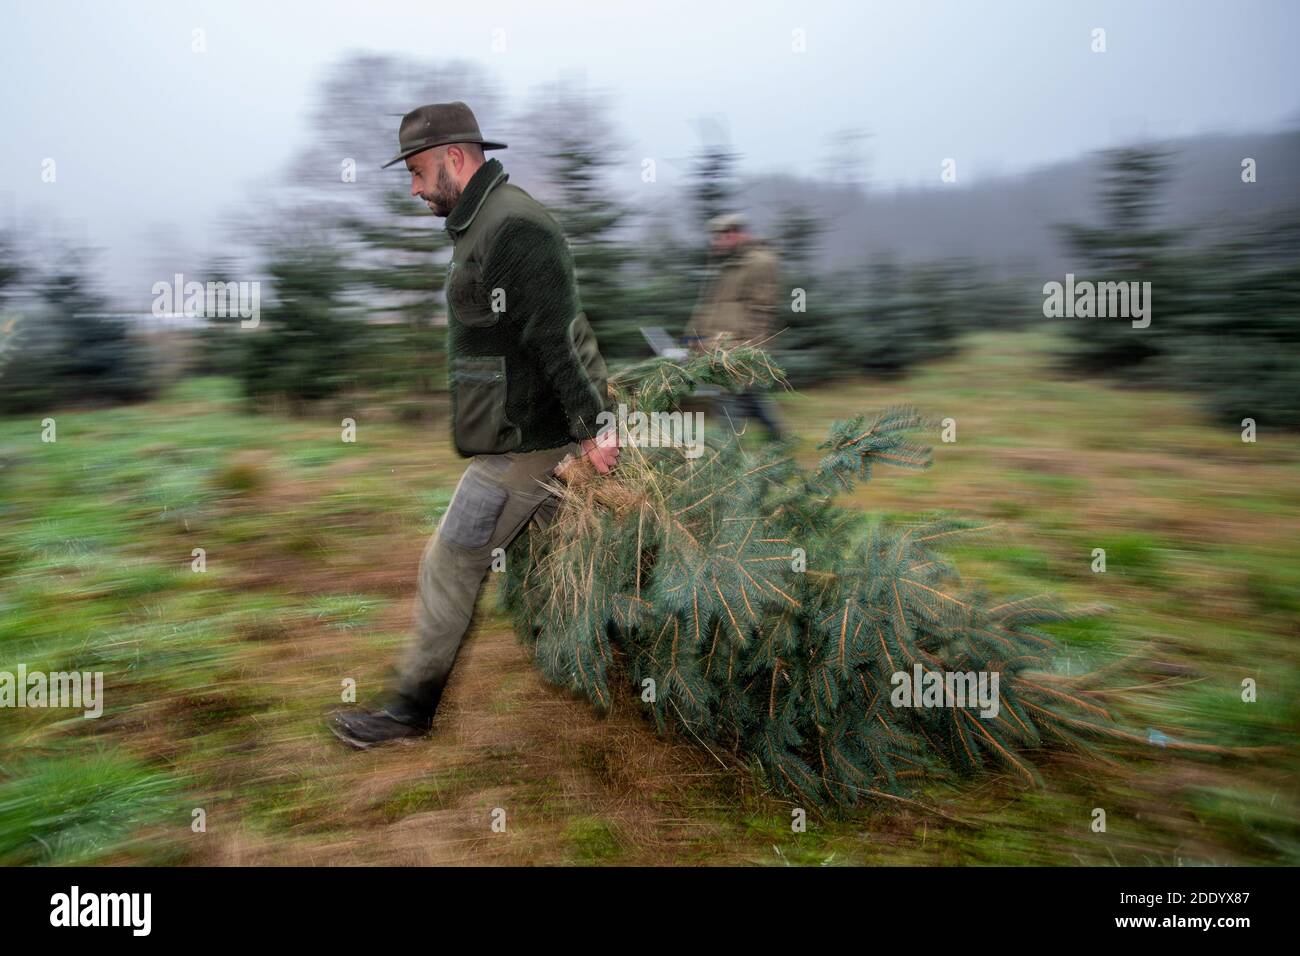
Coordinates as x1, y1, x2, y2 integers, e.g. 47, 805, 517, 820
445, 144, 465, 175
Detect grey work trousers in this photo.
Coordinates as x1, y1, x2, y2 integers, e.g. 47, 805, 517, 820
395, 442, 578, 712
719, 389, 785, 441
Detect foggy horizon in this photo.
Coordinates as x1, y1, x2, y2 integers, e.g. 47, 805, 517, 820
2, 0, 1299, 305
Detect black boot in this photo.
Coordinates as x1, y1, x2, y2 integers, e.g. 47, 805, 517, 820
329, 692, 436, 750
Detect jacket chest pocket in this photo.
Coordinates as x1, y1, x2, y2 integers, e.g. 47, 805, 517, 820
447, 257, 499, 328
451, 356, 521, 455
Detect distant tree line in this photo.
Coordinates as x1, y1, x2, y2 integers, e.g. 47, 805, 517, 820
0, 240, 152, 414
2, 65, 1294, 431
1059, 146, 1300, 428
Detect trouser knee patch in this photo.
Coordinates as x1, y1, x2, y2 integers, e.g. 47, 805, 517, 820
439, 465, 509, 550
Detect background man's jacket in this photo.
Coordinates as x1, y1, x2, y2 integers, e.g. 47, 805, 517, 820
683, 239, 780, 346
443, 157, 611, 457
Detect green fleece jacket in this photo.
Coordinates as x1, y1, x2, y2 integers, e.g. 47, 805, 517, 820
443, 157, 611, 457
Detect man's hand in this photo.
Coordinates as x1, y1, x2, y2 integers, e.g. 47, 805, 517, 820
580, 427, 621, 475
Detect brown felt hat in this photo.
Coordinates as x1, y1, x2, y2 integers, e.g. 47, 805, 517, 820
382, 101, 507, 169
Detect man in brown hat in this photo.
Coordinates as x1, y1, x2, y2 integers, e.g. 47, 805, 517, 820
331, 101, 619, 748
684, 213, 785, 440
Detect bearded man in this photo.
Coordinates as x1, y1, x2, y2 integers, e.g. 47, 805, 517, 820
330, 101, 619, 748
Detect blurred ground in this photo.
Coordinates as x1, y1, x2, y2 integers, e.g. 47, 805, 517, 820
1, 330, 1296, 865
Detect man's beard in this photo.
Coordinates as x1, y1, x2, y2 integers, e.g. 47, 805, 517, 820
421, 162, 462, 218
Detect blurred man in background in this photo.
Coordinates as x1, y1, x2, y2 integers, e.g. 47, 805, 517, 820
684, 213, 785, 440
330, 101, 618, 749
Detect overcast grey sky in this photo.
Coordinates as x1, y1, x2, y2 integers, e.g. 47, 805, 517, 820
2, 0, 1298, 302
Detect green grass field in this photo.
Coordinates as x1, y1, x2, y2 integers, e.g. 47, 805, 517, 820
1, 331, 1296, 865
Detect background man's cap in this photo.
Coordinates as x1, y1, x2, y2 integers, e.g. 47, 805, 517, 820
382, 101, 507, 168
708, 212, 747, 234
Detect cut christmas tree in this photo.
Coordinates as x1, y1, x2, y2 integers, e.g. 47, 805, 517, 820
502, 343, 1142, 810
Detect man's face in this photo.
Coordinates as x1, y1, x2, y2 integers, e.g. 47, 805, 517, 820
407, 148, 461, 217
711, 228, 744, 255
